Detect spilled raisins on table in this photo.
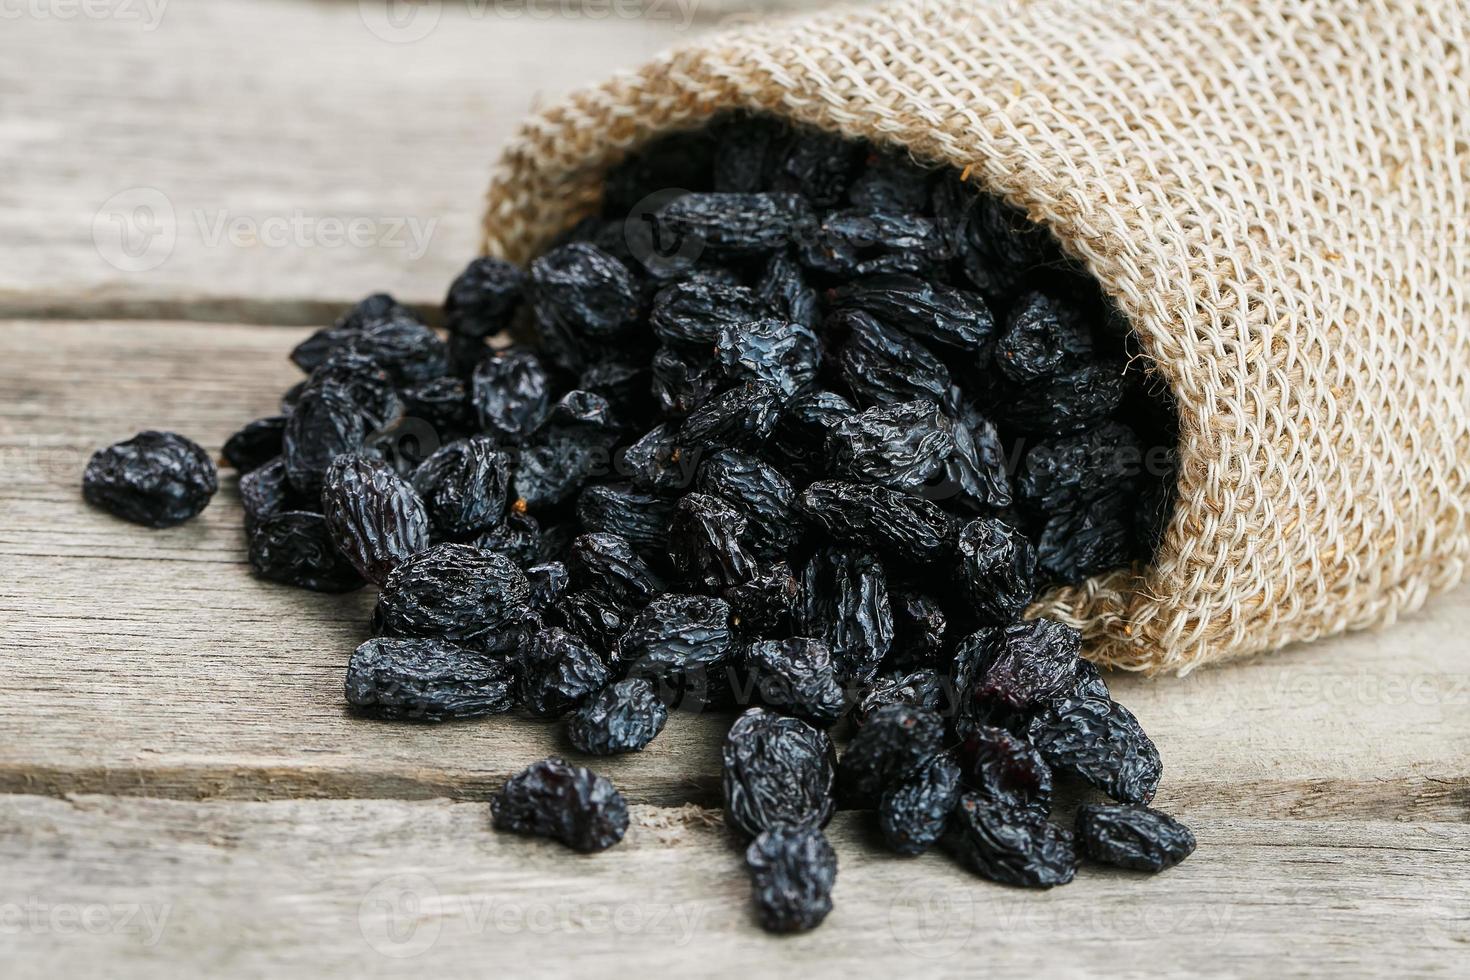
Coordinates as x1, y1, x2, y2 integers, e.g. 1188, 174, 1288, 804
84, 111, 1191, 935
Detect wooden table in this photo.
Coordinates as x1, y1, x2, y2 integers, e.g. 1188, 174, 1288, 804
2, 1, 1466, 975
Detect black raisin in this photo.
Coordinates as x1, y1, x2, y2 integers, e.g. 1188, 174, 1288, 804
82, 431, 217, 528
879, 750, 962, 856
518, 626, 611, 718
745, 826, 837, 934
668, 492, 757, 590
566, 677, 669, 756
1075, 804, 1196, 872
248, 510, 364, 593
221, 416, 287, 474
410, 436, 513, 540
444, 257, 524, 339
345, 636, 516, 721
799, 481, 957, 565
472, 349, 551, 444
491, 757, 629, 853
956, 518, 1037, 625
320, 453, 431, 585
567, 532, 665, 606
798, 547, 893, 684
957, 724, 1054, 810
722, 707, 836, 837
743, 638, 846, 727
838, 703, 945, 804
374, 542, 531, 643
1027, 696, 1162, 805
944, 791, 1077, 888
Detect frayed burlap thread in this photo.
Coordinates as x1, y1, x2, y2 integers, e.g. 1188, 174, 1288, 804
481, 0, 1470, 673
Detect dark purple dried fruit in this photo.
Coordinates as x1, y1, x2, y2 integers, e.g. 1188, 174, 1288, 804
830, 274, 995, 352
614, 593, 735, 696
491, 757, 629, 853
1027, 696, 1162, 805
889, 591, 948, 668
1037, 486, 1138, 583
528, 243, 641, 365
566, 677, 669, 756
722, 561, 801, 636
714, 317, 821, 397
518, 626, 611, 718
410, 436, 512, 540
525, 561, 569, 611
320, 454, 431, 585
743, 638, 846, 727
239, 456, 291, 533
1075, 804, 1195, 872
838, 703, 945, 804
995, 291, 1095, 384
444, 256, 524, 339
834, 310, 953, 408
957, 518, 1038, 625
567, 532, 665, 606
650, 344, 721, 418
552, 589, 632, 653
957, 724, 1054, 810
772, 128, 862, 208
374, 542, 531, 643
799, 481, 957, 565
959, 619, 1081, 711
756, 249, 819, 331
827, 400, 954, 494
650, 278, 771, 349
652, 192, 815, 257
400, 376, 474, 437
668, 492, 757, 590
282, 383, 368, 497
722, 707, 837, 838
247, 510, 364, 593
474, 508, 543, 566
695, 450, 801, 560
880, 750, 962, 856
852, 669, 951, 728
745, 826, 837, 934
800, 208, 942, 278
83, 430, 217, 528
340, 315, 448, 385
677, 381, 785, 453
576, 483, 677, 552
944, 791, 1077, 888
345, 636, 515, 721
799, 547, 892, 684
221, 417, 287, 474
472, 349, 551, 444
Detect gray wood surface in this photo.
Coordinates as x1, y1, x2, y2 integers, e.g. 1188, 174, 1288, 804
4, 794, 1467, 978
1, 0, 1466, 976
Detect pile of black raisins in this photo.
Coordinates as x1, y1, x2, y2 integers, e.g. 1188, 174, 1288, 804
83, 114, 1193, 934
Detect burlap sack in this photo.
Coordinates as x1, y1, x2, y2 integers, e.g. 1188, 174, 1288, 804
480, 0, 1470, 673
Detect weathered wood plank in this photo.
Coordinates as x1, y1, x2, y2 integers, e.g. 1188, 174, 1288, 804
2, 794, 1466, 977
1, 319, 1467, 820
0, 0, 719, 321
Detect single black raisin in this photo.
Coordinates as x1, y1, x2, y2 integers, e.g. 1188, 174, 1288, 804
345, 636, 516, 721
745, 826, 838, 934
320, 453, 431, 585
944, 791, 1078, 888
83, 431, 218, 528
722, 707, 837, 837
1075, 804, 1196, 872
566, 677, 669, 756
491, 757, 629, 853
1027, 696, 1162, 805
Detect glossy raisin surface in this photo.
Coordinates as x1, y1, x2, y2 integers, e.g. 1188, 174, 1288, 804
745, 826, 838, 934
491, 757, 629, 853
83, 431, 218, 528
722, 707, 837, 838
345, 636, 515, 721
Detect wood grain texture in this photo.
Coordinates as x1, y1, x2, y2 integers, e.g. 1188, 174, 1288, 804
0, 0, 714, 321
1, 319, 1468, 820
4, 794, 1467, 977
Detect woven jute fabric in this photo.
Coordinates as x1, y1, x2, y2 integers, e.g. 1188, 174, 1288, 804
482, 0, 1470, 673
